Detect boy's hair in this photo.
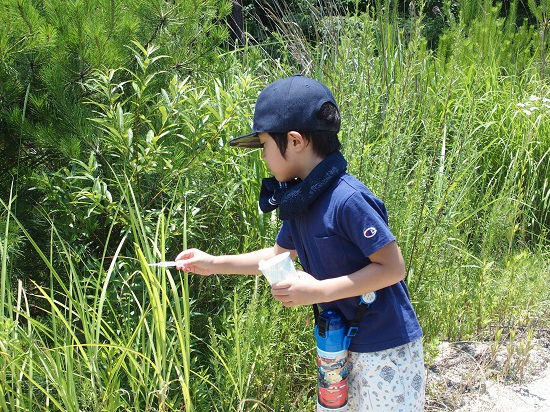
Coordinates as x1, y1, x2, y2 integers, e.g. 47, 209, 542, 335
270, 102, 341, 158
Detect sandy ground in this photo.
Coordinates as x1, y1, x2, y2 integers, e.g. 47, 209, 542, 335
425, 328, 550, 411
456, 363, 550, 412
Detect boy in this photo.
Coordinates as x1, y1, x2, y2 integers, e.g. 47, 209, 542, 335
175, 74, 425, 411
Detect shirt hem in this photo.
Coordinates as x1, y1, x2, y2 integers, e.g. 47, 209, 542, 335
348, 331, 423, 353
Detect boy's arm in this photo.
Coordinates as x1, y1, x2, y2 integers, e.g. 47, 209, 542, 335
175, 243, 296, 276
271, 241, 405, 307
320, 240, 405, 301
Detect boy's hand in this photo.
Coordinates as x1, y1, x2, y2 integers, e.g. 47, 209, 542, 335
270, 271, 324, 307
175, 248, 216, 276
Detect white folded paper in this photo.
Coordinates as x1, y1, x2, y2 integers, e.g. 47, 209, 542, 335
148, 261, 177, 267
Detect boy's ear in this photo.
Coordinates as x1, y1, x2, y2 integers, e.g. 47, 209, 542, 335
287, 131, 307, 152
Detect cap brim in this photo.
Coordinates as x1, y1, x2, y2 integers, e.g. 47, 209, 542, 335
228, 133, 262, 148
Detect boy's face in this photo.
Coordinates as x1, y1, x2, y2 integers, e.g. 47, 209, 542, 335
259, 132, 298, 182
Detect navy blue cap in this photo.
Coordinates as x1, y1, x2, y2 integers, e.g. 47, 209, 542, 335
229, 74, 340, 148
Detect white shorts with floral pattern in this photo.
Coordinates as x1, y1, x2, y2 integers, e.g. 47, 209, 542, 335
317, 338, 425, 412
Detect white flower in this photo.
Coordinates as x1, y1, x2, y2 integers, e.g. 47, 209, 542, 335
517, 94, 550, 116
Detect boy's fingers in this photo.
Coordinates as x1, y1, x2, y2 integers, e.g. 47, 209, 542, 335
175, 250, 193, 261
175, 258, 198, 270
270, 279, 293, 290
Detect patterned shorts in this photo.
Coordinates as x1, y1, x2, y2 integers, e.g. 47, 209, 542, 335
317, 338, 425, 412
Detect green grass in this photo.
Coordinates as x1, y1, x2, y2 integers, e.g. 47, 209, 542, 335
0, 179, 315, 411
323, 5, 550, 342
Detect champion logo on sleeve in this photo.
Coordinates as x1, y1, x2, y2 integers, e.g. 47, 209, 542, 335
363, 227, 377, 238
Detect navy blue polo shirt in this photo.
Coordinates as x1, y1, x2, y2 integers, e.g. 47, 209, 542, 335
276, 173, 422, 353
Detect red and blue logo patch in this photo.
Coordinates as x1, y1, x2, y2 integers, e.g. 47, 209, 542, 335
363, 227, 377, 238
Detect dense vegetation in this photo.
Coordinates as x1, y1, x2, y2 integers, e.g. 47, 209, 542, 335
1, 0, 549, 410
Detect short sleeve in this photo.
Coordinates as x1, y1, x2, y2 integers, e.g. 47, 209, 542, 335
337, 191, 395, 258
275, 220, 295, 250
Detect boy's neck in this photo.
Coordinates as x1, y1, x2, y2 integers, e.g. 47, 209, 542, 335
296, 152, 324, 180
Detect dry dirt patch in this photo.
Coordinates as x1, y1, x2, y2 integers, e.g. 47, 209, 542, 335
425, 328, 550, 411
